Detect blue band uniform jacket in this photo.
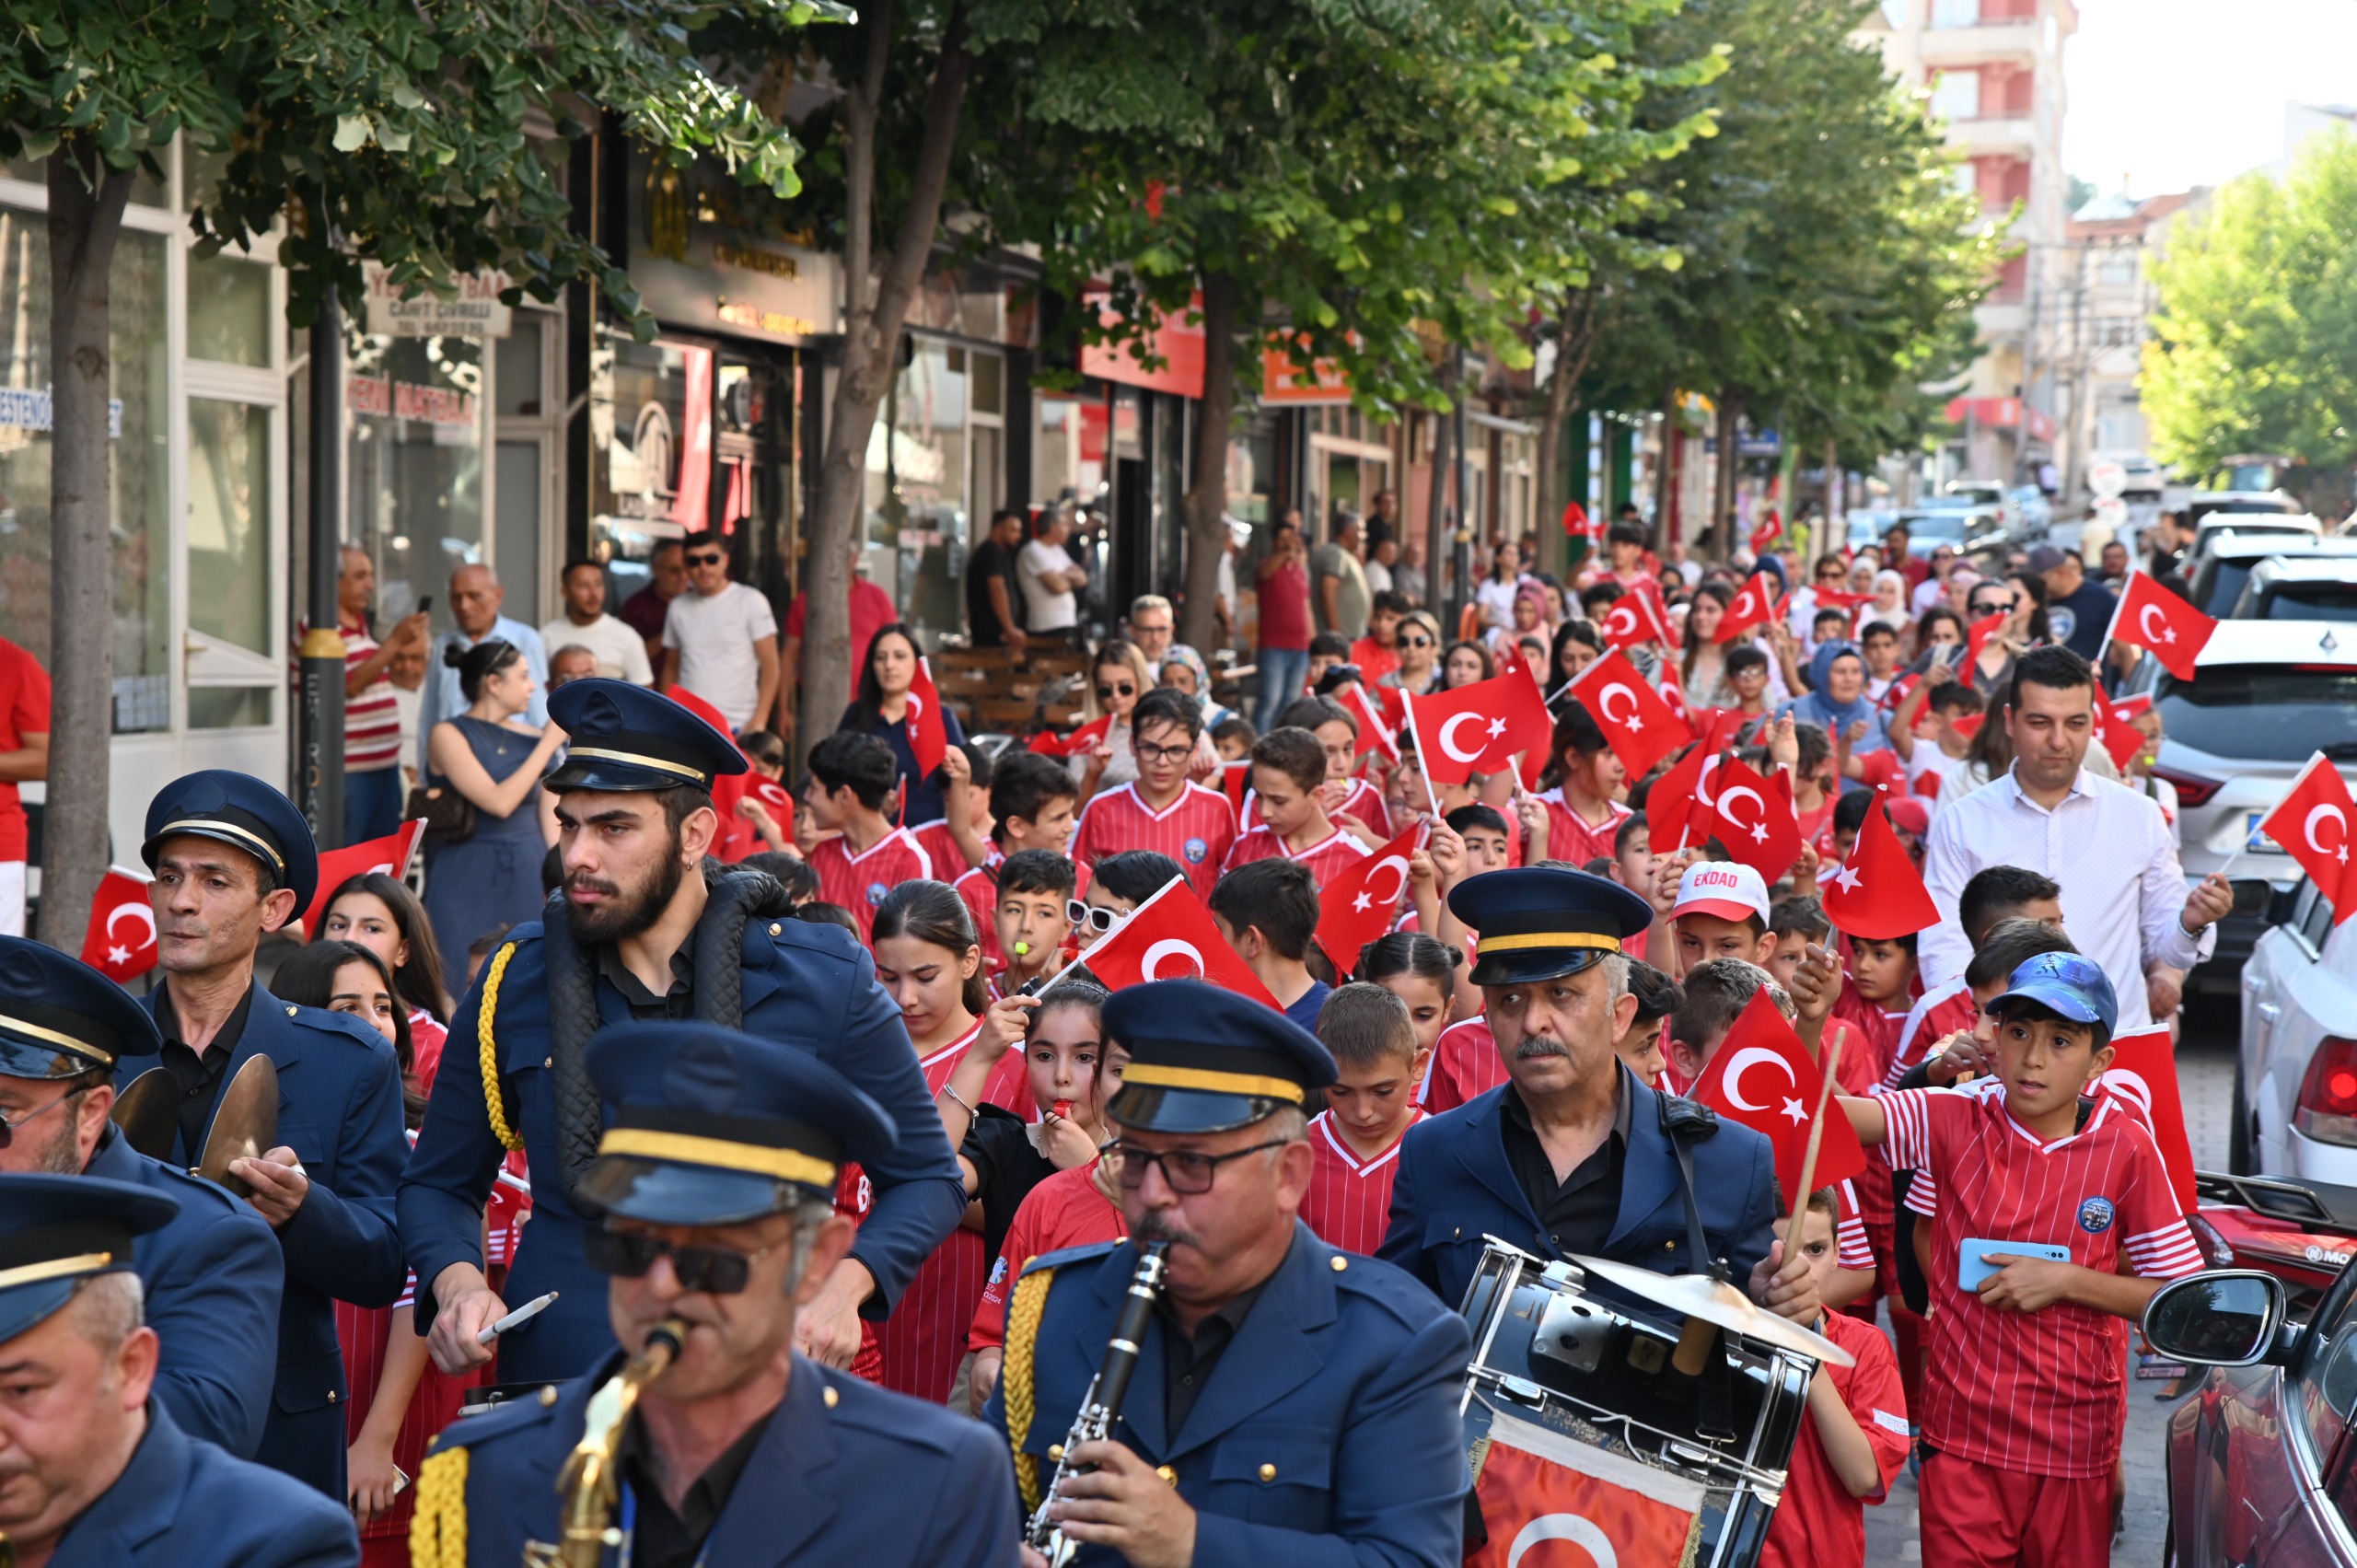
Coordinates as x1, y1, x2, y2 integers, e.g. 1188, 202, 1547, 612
398, 909, 966, 1383
149, 985, 409, 1498
986, 1222, 1472, 1568
415, 1350, 1019, 1568
1375, 1071, 1782, 1311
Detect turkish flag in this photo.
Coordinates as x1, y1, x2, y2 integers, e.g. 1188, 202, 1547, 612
1965, 609, 2008, 668
1597, 593, 1654, 652
1656, 661, 1691, 727
1707, 754, 1804, 883
1559, 499, 1591, 540
1401, 674, 1549, 786
2100, 1028, 2199, 1211
1813, 587, 1875, 614
1749, 510, 1783, 553
1821, 800, 1940, 939
1714, 571, 1779, 644
302, 819, 428, 935
1314, 827, 1422, 977
1689, 991, 1868, 1210
2096, 691, 2154, 772
907, 656, 950, 779
1083, 876, 1281, 1008
2106, 570, 2217, 680
1028, 714, 1112, 759
82, 868, 161, 984
1877, 671, 1921, 713
1646, 742, 1709, 854
1338, 681, 1399, 761
1469, 1409, 1705, 1568
2259, 751, 2356, 923
1631, 576, 1679, 649
1219, 759, 1252, 817
1566, 649, 1693, 779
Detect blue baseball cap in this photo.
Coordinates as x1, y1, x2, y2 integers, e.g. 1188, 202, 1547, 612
1990, 950, 2119, 1040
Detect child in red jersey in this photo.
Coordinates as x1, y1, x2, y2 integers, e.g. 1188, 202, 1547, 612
1840, 952, 2205, 1568
1667, 858, 1777, 981
1072, 687, 1237, 897
1603, 813, 1656, 963
1830, 931, 1918, 1086
1357, 932, 1459, 1068
1758, 1189, 1910, 1568
1223, 725, 1369, 888
1613, 959, 1680, 1089
1304, 983, 1429, 1255
956, 750, 1082, 967
1533, 703, 1631, 870
1264, 693, 1392, 844
800, 730, 934, 944
990, 849, 1074, 996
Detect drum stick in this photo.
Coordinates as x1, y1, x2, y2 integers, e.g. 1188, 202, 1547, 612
1782, 1032, 1846, 1268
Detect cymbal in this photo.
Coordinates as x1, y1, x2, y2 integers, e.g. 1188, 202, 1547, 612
1571, 1253, 1856, 1368
196, 1056, 279, 1199
110, 1067, 181, 1161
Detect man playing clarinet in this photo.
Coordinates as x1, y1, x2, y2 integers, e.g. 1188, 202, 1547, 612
987, 980, 1470, 1567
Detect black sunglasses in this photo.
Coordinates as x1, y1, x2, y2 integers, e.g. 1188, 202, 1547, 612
1097, 682, 1136, 701
1399, 635, 1435, 649
686, 552, 726, 567
584, 1227, 774, 1294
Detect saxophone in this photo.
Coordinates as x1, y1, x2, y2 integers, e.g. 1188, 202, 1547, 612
1025, 1242, 1172, 1568
523, 1318, 690, 1568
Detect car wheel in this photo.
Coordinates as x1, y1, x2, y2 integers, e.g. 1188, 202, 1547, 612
2230, 1063, 2252, 1176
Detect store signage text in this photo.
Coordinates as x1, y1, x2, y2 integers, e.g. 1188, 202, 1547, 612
347, 374, 478, 428
0, 385, 124, 438
362, 264, 514, 340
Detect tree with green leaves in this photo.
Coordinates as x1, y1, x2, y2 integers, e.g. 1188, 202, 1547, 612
0, 0, 830, 947
2143, 130, 2357, 515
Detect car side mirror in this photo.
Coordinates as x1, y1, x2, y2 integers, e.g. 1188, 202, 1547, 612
2142, 1270, 2287, 1367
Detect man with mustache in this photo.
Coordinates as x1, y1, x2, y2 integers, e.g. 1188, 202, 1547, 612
988, 980, 1469, 1568
1377, 865, 1817, 1323
409, 1022, 1016, 1568
400, 679, 961, 1385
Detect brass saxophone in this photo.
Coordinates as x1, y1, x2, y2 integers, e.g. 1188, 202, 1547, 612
1025, 1242, 1171, 1568
523, 1318, 689, 1568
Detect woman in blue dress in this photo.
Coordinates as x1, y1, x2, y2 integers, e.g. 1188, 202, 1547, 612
422, 639, 564, 983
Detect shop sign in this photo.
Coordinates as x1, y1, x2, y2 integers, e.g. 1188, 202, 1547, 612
1081, 289, 1205, 401
346, 374, 478, 428
634, 234, 837, 346
0, 385, 122, 437
1261, 335, 1353, 405
362, 264, 513, 339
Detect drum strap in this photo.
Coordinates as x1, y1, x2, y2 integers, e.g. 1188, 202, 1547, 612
1658, 1098, 1737, 1443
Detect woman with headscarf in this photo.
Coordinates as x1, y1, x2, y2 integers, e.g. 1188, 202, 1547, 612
1155, 643, 1237, 727
1864, 569, 1911, 645
1779, 639, 1889, 761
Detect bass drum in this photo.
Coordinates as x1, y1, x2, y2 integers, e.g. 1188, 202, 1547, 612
1457, 1239, 1816, 1568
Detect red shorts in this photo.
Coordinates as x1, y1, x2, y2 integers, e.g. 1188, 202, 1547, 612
1920, 1451, 2111, 1568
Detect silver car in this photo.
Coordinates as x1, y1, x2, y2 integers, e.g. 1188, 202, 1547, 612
2238, 874, 2357, 1183
2120, 619, 2357, 995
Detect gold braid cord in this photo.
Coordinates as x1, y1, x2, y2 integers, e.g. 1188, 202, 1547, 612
478, 943, 524, 1152
409, 1446, 469, 1568
1004, 1265, 1054, 1515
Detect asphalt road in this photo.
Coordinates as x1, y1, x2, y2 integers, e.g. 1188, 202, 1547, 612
1860, 994, 2238, 1567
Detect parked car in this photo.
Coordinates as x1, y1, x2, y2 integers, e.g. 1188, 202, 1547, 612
1888, 506, 2006, 562
2189, 489, 2308, 528
2179, 530, 2355, 617
2119, 619, 2357, 993
1844, 509, 1894, 553
2238, 875, 2357, 1186
2234, 557, 2357, 622
2006, 483, 2054, 539
2153, 1266, 2357, 1567
2098, 452, 2167, 499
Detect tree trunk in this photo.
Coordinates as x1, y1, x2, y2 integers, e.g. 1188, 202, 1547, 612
1178, 273, 1242, 656
1713, 392, 1741, 562
802, 0, 970, 765
1423, 355, 1457, 625
1535, 288, 1598, 533
42, 143, 133, 951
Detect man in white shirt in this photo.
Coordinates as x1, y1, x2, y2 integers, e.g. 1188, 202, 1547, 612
1017, 510, 1086, 641
1919, 645, 2235, 1031
419, 563, 549, 772
538, 559, 656, 685
1127, 593, 1175, 678
661, 530, 780, 731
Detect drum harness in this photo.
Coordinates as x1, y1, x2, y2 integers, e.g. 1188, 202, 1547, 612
1657, 1094, 1740, 1444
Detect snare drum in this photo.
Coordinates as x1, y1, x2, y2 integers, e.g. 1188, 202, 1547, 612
1457, 1238, 1816, 1568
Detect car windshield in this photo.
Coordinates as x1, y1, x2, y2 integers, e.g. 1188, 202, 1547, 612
2263, 586, 2357, 622
1945, 487, 2004, 506
1895, 515, 1967, 541
2196, 562, 2256, 617
2158, 668, 2357, 761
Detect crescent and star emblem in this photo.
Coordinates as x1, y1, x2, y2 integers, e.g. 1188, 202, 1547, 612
2306, 803, 2350, 865
1139, 938, 1205, 981
2137, 603, 2177, 645
1715, 784, 1771, 844
1597, 684, 1643, 730
1437, 711, 1488, 764
105, 899, 158, 967
1720, 1044, 1807, 1125
1506, 1513, 1619, 1568
1353, 855, 1412, 915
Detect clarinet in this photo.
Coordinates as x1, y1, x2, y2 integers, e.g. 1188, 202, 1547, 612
1024, 1241, 1172, 1567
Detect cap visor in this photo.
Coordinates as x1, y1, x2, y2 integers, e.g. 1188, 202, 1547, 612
1107, 1083, 1288, 1136
575, 1156, 821, 1226
1466, 947, 1611, 990
1670, 897, 1762, 925
1990, 981, 2105, 1027
0, 1036, 108, 1081
0, 1277, 85, 1347
543, 758, 686, 795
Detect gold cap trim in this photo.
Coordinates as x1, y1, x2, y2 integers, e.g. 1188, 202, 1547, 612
156, 819, 285, 873
597, 1128, 835, 1188
0, 1251, 113, 1292
1120, 1064, 1304, 1103
1471, 931, 1623, 954
0, 1013, 111, 1065
563, 748, 710, 784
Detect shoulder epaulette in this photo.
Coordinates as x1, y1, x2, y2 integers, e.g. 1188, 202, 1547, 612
1017, 1238, 1122, 1280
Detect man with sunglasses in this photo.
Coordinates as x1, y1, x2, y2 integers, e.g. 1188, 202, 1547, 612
401, 679, 962, 1390
415, 1020, 1018, 1568
988, 979, 1469, 1568
661, 529, 780, 732
0, 937, 280, 1463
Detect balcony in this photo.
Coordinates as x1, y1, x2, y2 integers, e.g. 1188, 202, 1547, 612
1948, 115, 2036, 156
1919, 22, 2040, 65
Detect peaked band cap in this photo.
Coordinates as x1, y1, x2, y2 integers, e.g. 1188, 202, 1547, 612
0, 1174, 177, 1346
1103, 979, 1337, 1135
0, 936, 163, 1081
1448, 866, 1652, 987
142, 769, 319, 912
544, 678, 749, 795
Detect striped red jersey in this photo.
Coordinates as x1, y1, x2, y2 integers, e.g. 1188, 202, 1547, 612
953, 857, 1004, 969
807, 828, 934, 944
830, 1161, 887, 1383
1221, 823, 1371, 890
1417, 1016, 1505, 1112
1073, 782, 1237, 898
1833, 1178, 1876, 1270
1758, 1307, 1910, 1568
970, 1162, 1129, 1353
1885, 978, 1978, 1090
1533, 792, 1631, 870
1829, 987, 1910, 1087
1244, 777, 1392, 842
911, 820, 977, 878
1303, 1109, 1426, 1256
1880, 1083, 2203, 1477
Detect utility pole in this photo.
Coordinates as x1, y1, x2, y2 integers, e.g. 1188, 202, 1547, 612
297, 286, 346, 850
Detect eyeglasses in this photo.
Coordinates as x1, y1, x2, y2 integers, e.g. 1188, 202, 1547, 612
685, 552, 726, 567
1067, 899, 1120, 933
1970, 598, 2015, 616
0, 1086, 83, 1147
1111, 1137, 1291, 1194
584, 1227, 775, 1294
1097, 683, 1136, 701
1134, 739, 1192, 765
1399, 635, 1435, 649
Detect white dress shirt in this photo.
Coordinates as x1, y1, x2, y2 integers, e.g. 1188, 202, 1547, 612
1919, 763, 2212, 1031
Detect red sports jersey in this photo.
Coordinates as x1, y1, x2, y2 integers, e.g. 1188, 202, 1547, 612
970, 1162, 1129, 1352
911, 820, 976, 878
1072, 782, 1237, 898
1758, 1307, 1910, 1568
830, 1161, 886, 1383
1221, 822, 1371, 891
1880, 1084, 2204, 1477
1302, 1109, 1425, 1256
807, 827, 934, 943
1533, 792, 1631, 870
1885, 979, 1978, 1090
876, 1022, 1032, 1401
1829, 987, 1910, 1088
1243, 776, 1392, 842
954, 858, 1004, 969
1833, 1178, 1876, 1271
1416, 1016, 1504, 1112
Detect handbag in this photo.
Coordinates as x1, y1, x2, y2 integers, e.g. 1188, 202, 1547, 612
406, 784, 477, 844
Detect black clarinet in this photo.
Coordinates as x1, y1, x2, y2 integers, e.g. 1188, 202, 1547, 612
1024, 1241, 1172, 1566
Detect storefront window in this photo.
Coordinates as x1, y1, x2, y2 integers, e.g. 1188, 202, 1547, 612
590, 331, 712, 601
0, 212, 170, 733
347, 332, 483, 622
188, 398, 272, 652
872, 338, 970, 639
187, 252, 272, 367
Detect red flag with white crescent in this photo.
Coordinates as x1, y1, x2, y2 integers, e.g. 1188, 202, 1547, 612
2104, 569, 2217, 681
906, 656, 950, 779
1715, 571, 1779, 644
83, 867, 161, 983
1749, 510, 1782, 553
303, 819, 428, 935
1314, 827, 1422, 978
1690, 991, 1868, 1210
1339, 680, 1400, 761
1566, 649, 1692, 779
2099, 1028, 2199, 1211
2258, 751, 2356, 923
1598, 594, 1653, 652
1468, 1408, 1706, 1568
1401, 675, 1548, 787
1707, 754, 1803, 883
1083, 877, 1281, 1007
1821, 799, 1940, 940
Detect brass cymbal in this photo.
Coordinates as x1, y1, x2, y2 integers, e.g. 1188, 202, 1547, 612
195, 1055, 279, 1198
109, 1067, 181, 1161
1571, 1253, 1857, 1368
